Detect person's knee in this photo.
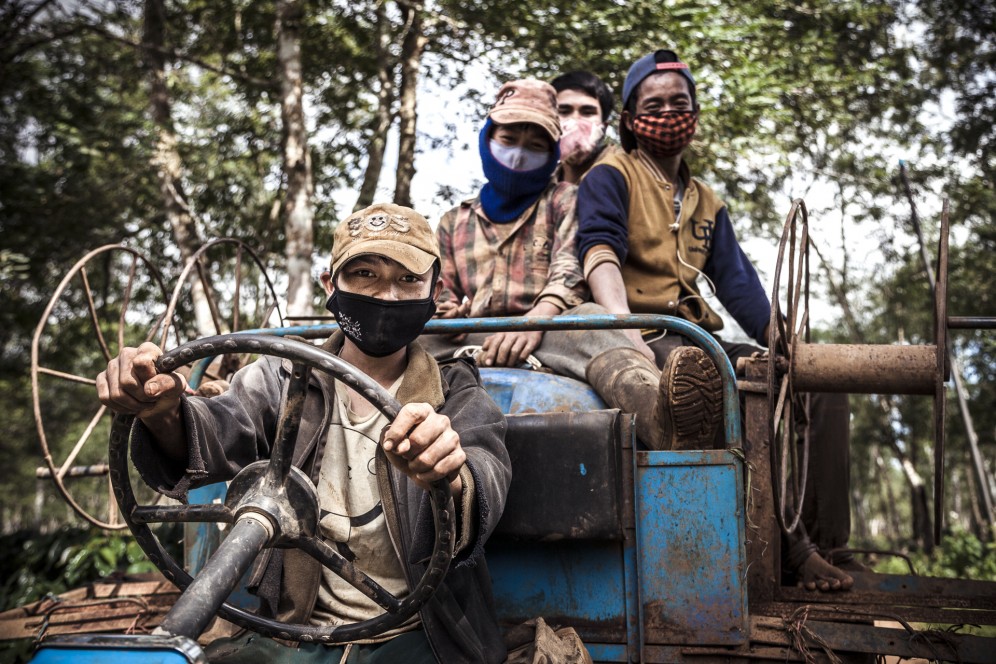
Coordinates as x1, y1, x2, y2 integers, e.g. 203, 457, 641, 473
568, 301, 611, 316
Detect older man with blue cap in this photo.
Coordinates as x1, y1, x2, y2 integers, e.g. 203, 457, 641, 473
576, 49, 858, 594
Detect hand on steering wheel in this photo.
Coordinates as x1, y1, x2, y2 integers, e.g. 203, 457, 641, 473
109, 334, 455, 644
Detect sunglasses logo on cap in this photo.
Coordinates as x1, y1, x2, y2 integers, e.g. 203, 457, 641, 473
348, 212, 412, 237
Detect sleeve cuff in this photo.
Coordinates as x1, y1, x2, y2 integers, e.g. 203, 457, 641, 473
582, 245, 621, 280
454, 464, 477, 554
534, 294, 568, 312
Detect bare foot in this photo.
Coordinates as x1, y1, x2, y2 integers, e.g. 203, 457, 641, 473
798, 551, 854, 592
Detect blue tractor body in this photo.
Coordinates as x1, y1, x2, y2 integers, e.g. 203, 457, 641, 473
26, 315, 996, 664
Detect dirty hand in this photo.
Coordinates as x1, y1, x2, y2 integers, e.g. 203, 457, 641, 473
435, 298, 471, 342
382, 403, 466, 497
798, 551, 854, 592
479, 331, 543, 367
96, 342, 186, 421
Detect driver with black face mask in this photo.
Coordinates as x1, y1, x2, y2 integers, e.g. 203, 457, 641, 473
95, 202, 511, 664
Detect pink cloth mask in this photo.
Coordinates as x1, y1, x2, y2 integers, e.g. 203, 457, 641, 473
559, 117, 605, 165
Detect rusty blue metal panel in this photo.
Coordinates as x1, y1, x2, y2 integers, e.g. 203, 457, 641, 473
634, 449, 747, 647
487, 540, 632, 651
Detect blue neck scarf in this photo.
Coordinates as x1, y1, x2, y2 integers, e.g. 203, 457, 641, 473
478, 119, 559, 223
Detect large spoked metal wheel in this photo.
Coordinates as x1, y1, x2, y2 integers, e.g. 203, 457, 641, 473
159, 239, 284, 380
110, 334, 455, 643
767, 199, 812, 535
32, 244, 173, 530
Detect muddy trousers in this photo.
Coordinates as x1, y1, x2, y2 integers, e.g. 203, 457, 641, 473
419, 303, 636, 382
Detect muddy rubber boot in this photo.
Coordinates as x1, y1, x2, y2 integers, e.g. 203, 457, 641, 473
656, 346, 723, 450
586, 347, 666, 449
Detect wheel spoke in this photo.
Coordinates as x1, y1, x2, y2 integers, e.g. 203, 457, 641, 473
195, 258, 226, 334
118, 254, 139, 351
37, 366, 97, 385
80, 267, 113, 362
58, 405, 106, 480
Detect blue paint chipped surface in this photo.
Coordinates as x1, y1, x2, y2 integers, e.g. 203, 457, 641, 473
580, 463, 587, 476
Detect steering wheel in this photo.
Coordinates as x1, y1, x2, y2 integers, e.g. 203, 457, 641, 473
108, 334, 455, 644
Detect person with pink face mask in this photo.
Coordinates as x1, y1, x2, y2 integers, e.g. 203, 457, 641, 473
550, 70, 622, 184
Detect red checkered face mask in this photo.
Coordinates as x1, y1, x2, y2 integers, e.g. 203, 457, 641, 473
632, 110, 698, 158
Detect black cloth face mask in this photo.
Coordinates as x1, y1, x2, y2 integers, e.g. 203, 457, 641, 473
324, 289, 436, 357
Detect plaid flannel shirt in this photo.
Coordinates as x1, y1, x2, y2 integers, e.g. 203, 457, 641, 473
436, 181, 588, 317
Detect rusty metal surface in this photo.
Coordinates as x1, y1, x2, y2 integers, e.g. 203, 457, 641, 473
948, 315, 996, 328
791, 344, 937, 394
775, 571, 996, 612
635, 450, 748, 647
766, 200, 811, 538
933, 198, 950, 544
803, 620, 996, 664
744, 359, 779, 609
35, 464, 109, 479
0, 576, 179, 642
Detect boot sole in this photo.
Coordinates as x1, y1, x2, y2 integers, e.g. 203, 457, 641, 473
657, 347, 723, 450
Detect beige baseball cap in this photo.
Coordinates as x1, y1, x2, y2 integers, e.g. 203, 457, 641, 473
488, 79, 562, 142
330, 203, 440, 277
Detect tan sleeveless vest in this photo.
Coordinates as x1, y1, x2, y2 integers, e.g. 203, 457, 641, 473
596, 151, 725, 331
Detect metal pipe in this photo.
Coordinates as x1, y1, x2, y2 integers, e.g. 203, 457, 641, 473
195, 314, 743, 449
35, 464, 109, 479
948, 316, 996, 329
791, 344, 937, 394
155, 514, 271, 639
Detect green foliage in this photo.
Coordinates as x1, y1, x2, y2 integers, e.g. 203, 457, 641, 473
0, 527, 157, 613
874, 528, 996, 581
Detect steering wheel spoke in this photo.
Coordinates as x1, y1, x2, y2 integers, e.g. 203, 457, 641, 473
296, 536, 403, 613
132, 504, 235, 525
265, 361, 312, 485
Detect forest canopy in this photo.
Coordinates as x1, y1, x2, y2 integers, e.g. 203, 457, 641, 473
0, 0, 993, 550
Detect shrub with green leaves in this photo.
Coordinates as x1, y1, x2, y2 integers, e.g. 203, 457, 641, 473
0, 527, 157, 613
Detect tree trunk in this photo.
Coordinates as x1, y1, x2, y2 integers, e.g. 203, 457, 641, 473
277, 0, 315, 317
393, 1, 426, 208
875, 446, 903, 538
142, 0, 214, 337
354, 0, 396, 212
887, 433, 934, 553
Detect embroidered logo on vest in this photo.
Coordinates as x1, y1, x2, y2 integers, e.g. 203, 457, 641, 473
691, 217, 714, 252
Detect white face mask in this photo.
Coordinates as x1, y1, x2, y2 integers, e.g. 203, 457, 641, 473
489, 140, 551, 172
